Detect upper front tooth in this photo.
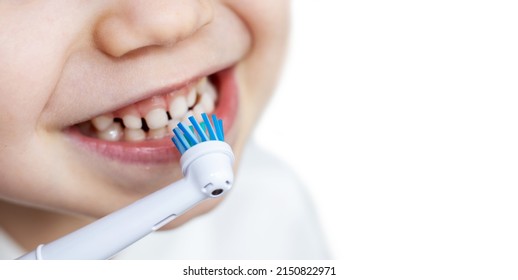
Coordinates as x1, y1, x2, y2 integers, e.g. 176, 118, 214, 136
169, 95, 188, 119
145, 108, 168, 129
122, 115, 142, 129
91, 113, 114, 131
118, 105, 142, 129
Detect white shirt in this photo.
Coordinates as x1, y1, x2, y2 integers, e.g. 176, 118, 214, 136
0, 141, 329, 259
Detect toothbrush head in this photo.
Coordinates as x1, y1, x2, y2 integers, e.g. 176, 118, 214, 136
171, 113, 234, 197
171, 113, 225, 154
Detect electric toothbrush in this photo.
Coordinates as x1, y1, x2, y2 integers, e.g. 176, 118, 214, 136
18, 113, 234, 260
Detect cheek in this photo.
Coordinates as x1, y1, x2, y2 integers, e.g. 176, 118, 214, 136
0, 57, 51, 144
234, 0, 288, 96
0, 2, 87, 143
0, 4, 85, 204
225, 0, 290, 124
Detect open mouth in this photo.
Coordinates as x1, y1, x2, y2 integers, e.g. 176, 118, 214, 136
78, 76, 217, 142
66, 67, 238, 163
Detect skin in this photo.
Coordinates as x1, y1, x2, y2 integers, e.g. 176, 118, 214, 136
0, 0, 288, 252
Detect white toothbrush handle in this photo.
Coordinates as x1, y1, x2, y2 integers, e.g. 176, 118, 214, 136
18, 178, 203, 260
18, 141, 234, 260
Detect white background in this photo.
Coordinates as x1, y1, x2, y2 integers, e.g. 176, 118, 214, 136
255, 0, 518, 278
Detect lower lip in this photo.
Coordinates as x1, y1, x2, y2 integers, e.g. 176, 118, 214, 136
66, 67, 239, 164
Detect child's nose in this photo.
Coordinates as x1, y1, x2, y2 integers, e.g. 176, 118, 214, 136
94, 0, 214, 57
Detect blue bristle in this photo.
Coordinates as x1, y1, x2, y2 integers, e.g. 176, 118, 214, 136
212, 114, 224, 141
188, 116, 208, 142
211, 115, 220, 141
171, 135, 186, 154
185, 126, 197, 146
170, 113, 225, 154
202, 113, 217, 140
218, 119, 224, 141
178, 122, 198, 145
172, 127, 190, 152
200, 122, 207, 134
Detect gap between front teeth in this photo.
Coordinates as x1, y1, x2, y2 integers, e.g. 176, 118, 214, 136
89, 77, 218, 142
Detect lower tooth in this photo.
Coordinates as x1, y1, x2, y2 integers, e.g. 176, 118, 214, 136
148, 127, 168, 140
97, 122, 123, 141
124, 128, 146, 142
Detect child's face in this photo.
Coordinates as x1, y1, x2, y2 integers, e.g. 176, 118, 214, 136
0, 1, 288, 227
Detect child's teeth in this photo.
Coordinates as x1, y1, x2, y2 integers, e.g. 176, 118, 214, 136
187, 87, 197, 107
148, 127, 168, 140
181, 111, 194, 123
196, 77, 217, 101
124, 128, 146, 142
91, 113, 114, 131
196, 77, 208, 89
192, 104, 205, 122
169, 95, 188, 119
122, 115, 142, 129
144, 108, 168, 129
97, 122, 123, 141
86, 75, 219, 142
199, 93, 215, 113
117, 105, 141, 129
167, 119, 180, 133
